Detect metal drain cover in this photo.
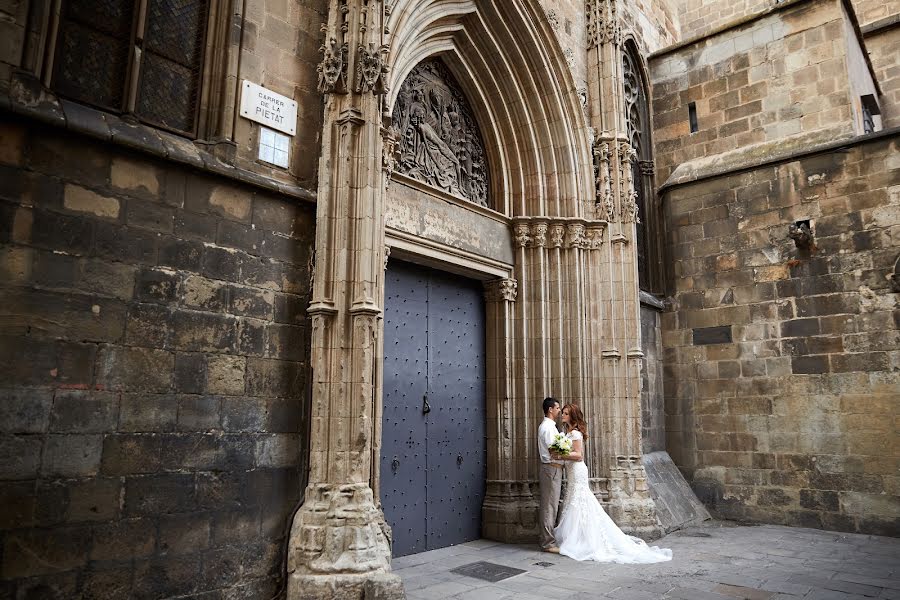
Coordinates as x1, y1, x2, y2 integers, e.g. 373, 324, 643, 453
451, 561, 526, 582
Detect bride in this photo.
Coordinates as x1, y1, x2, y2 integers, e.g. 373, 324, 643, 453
551, 404, 672, 564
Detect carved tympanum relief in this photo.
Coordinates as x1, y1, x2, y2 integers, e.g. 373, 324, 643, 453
391, 58, 490, 207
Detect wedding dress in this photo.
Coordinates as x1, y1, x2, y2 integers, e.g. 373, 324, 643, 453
554, 430, 672, 564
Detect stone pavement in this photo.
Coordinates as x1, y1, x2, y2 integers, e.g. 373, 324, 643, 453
392, 522, 900, 600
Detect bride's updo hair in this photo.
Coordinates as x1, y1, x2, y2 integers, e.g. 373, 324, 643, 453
565, 404, 589, 440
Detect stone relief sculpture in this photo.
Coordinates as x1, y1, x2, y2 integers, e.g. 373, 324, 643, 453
391, 58, 490, 207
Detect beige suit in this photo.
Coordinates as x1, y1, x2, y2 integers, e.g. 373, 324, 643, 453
537, 417, 563, 549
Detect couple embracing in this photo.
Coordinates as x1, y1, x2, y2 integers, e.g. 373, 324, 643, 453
538, 397, 672, 563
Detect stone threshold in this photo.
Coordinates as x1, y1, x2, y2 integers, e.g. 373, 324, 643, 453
0, 73, 317, 204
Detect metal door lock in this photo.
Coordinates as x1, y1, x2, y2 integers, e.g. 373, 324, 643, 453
456, 454, 463, 466
391, 456, 400, 474
422, 395, 431, 414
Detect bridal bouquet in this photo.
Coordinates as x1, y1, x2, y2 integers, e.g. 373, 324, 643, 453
549, 432, 572, 456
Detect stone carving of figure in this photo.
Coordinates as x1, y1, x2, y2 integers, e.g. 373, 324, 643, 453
391, 58, 490, 207
405, 105, 461, 195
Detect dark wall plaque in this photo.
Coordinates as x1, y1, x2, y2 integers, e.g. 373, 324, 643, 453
692, 326, 733, 345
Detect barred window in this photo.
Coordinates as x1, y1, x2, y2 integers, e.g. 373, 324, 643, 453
52, 0, 209, 137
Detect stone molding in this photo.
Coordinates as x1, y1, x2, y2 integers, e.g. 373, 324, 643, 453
512, 218, 605, 250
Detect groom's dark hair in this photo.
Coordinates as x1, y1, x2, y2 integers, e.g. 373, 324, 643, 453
542, 397, 559, 416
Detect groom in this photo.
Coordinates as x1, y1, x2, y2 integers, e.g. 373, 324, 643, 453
538, 397, 563, 553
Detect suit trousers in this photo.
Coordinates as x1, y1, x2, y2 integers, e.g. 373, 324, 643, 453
539, 462, 563, 549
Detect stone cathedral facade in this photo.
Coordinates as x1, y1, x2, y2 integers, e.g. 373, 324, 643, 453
0, 0, 897, 599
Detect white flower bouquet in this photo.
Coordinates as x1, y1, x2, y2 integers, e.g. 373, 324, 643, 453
549, 432, 572, 456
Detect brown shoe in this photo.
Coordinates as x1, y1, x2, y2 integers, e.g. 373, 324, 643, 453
544, 546, 560, 554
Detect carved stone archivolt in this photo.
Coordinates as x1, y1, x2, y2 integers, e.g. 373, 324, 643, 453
512, 219, 604, 250
391, 58, 490, 207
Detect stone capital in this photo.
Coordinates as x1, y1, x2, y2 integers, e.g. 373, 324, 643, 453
484, 278, 518, 303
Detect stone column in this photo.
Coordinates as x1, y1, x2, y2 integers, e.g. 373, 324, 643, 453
287, 1, 404, 598
585, 0, 661, 538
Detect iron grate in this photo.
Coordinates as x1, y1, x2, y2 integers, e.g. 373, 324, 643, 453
450, 561, 526, 582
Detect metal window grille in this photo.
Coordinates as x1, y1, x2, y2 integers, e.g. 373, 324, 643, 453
53, 0, 209, 137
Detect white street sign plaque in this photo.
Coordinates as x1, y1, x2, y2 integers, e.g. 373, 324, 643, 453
239, 80, 297, 136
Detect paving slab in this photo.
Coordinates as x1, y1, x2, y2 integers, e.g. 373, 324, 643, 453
392, 522, 900, 599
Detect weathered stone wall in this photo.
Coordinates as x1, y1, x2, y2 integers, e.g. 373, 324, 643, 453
864, 25, 900, 129
677, 0, 887, 41
0, 119, 315, 598
661, 131, 900, 536
234, 1, 326, 187
651, 0, 857, 185
640, 304, 666, 454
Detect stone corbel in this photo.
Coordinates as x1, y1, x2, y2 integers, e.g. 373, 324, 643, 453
484, 278, 518, 303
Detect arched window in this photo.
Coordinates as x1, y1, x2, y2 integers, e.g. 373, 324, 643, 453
623, 43, 662, 294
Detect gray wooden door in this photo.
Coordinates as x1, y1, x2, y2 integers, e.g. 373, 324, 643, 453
380, 260, 486, 557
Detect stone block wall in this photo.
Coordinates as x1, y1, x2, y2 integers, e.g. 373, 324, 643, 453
864, 25, 900, 129
677, 0, 884, 41
661, 131, 900, 536
641, 304, 666, 454
678, 0, 773, 41
651, 0, 858, 184
0, 119, 315, 598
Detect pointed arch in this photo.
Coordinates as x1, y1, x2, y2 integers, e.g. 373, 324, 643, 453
622, 37, 664, 293
384, 0, 593, 218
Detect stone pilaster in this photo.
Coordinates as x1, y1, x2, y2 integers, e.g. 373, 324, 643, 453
287, 1, 404, 598
585, 0, 662, 539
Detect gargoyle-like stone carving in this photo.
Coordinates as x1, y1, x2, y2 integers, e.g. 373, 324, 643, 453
318, 36, 347, 94
355, 43, 389, 94
392, 58, 490, 207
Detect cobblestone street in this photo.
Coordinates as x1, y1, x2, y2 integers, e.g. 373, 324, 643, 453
394, 522, 900, 600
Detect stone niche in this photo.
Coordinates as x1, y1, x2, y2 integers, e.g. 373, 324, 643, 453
391, 58, 491, 208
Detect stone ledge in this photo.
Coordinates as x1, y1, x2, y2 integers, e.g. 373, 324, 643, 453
659, 126, 900, 193
1, 73, 317, 205
861, 13, 900, 36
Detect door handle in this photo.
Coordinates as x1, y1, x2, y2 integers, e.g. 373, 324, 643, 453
422, 394, 431, 414
391, 456, 400, 474
457, 454, 463, 466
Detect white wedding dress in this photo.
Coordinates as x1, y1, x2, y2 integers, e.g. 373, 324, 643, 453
554, 431, 672, 564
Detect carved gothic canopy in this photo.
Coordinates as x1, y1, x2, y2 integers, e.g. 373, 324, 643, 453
391, 58, 490, 208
